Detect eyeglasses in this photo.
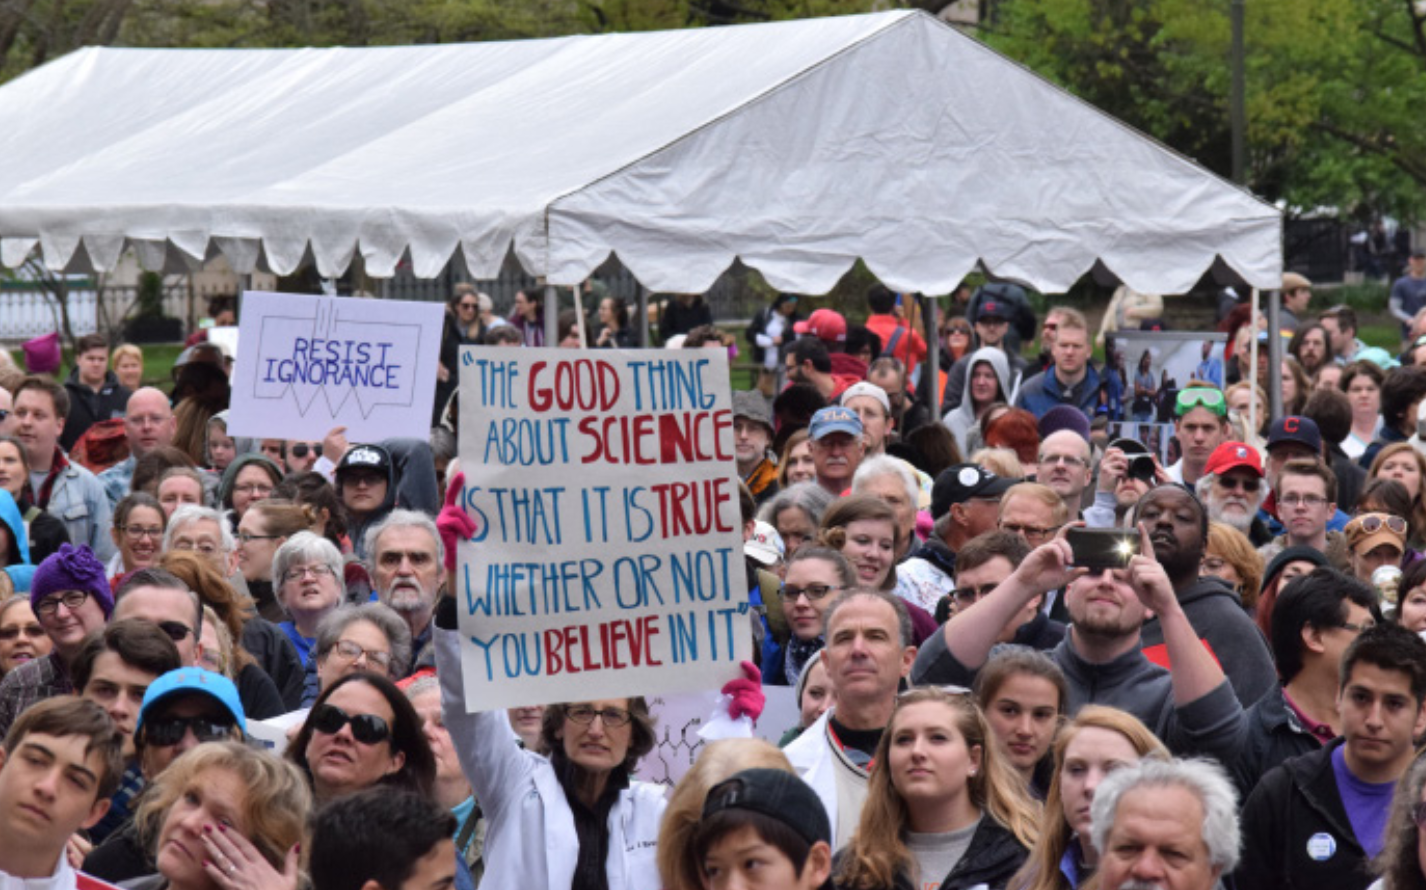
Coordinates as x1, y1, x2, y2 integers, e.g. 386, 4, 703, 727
0, 623, 44, 641
157, 621, 194, 642
120, 524, 164, 540
236, 532, 282, 544
1350, 514, 1409, 536
289, 442, 323, 459
1337, 620, 1376, 634
1279, 494, 1329, 509
779, 583, 841, 602
1039, 454, 1088, 468
283, 564, 337, 584
564, 705, 632, 728
999, 522, 1060, 543
330, 639, 393, 671
1175, 388, 1227, 417
145, 714, 235, 747
310, 704, 391, 745
172, 539, 221, 556
1215, 476, 1260, 493
34, 590, 90, 618
952, 583, 999, 604
377, 550, 435, 569
234, 484, 273, 496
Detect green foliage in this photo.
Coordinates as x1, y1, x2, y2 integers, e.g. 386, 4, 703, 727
136, 271, 166, 318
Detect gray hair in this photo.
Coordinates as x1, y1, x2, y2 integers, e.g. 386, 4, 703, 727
429, 427, 456, 463
1194, 472, 1270, 514
164, 504, 235, 554
272, 532, 344, 610
757, 482, 834, 530
363, 509, 444, 574
404, 674, 440, 702
1089, 758, 1241, 874
822, 588, 913, 648
852, 454, 919, 507
313, 603, 413, 680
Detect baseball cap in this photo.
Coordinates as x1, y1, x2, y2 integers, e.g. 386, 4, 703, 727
1345, 513, 1407, 556
744, 521, 785, 567
840, 382, 890, 415
808, 406, 862, 441
136, 667, 247, 737
931, 464, 1016, 518
1266, 417, 1322, 455
1282, 272, 1313, 292
978, 300, 1009, 321
702, 768, 831, 848
336, 444, 391, 476
731, 391, 773, 433
1203, 441, 1263, 478
793, 309, 847, 344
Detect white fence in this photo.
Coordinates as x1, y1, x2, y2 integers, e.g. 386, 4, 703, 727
0, 286, 192, 343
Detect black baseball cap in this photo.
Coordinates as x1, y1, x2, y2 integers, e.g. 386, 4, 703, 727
931, 464, 1017, 518
701, 768, 831, 847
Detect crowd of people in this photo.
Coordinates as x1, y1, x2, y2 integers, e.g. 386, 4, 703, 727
7, 274, 1426, 890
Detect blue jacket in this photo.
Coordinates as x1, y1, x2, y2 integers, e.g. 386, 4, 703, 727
1014, 363, 1103, 419
0, 489, 33, 592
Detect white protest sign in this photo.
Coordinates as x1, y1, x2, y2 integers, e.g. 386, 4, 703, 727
455, 347, 751, 711
228, 291, 443, 441
635, 687, 799, 786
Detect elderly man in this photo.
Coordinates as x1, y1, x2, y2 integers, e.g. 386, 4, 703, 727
784, 589, 917, 849
897, 464, 1013, 615
1092, 759, 1241, 890
1166, 388, 1230, 487
841, 381, 894, 455
367, 509, 445, 676
807, 406, 865, 497
1258, 459, 1349, 572
14, 377, 115, 560
1344, 512, 1407, 584
100, 387, 178, 504
732, 391, 778, 505
1035, 430, 1093, 520
1193, 442, 1273, 546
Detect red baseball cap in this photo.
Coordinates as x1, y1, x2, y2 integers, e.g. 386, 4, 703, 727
793, 308, 847, 343
1203, 441, 1262, 478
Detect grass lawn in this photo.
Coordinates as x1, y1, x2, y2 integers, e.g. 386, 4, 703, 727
1359, 323, 1404, 351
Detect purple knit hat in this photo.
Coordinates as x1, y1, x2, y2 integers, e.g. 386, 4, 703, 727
30, 544, 113, 618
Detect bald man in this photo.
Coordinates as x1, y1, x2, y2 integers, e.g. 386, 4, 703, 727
100, 388, 178, 505
1035, 429, 1093, 520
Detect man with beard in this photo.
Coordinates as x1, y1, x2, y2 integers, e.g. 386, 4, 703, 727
1257, 459, 1350, 572
1165, 388, 1230, 487
1194, 442, 1273, 546
807, 406, 866, 497
911, 523, 1246, 760
1035, 429, 1093, 520
367, 509, 444, 676
1290, 323, 1332, 378
732, 391, 779, 506
785, 331, 857, 402
1135, 484, 1277, 708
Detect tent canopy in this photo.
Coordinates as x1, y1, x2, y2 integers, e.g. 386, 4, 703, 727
0, 11, 1281, 294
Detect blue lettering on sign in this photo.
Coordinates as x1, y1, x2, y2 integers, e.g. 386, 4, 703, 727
261, 339, 401, 389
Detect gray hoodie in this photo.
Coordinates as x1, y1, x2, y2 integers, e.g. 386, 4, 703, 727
942, 346, 1014, 456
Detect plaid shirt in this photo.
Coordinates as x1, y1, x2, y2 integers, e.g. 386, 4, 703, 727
0, 651, 72, 738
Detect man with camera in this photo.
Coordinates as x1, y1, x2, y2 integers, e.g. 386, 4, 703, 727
911, 522, 1245, 760
1085, 439, 1164, 528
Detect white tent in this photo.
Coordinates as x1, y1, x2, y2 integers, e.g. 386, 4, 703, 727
0, 10, 1280, 295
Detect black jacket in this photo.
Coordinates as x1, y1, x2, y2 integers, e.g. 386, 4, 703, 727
1230, 683, 1326, 803
1233, 739, 1376, 890
240, 619, 305, 711
61, 369, 131, 452
833, 817, 1029, 890
1009, 611, 1065, 653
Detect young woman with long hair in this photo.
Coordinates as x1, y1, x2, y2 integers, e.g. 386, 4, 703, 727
833, 688, 1040, 890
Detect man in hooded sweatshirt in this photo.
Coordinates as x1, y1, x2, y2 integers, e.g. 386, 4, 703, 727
60, 333, 131, 453
942, 346, 1014, 457
1134, 484, 1277, 709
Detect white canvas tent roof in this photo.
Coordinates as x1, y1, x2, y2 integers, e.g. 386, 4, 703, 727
0, 10, 1281, 294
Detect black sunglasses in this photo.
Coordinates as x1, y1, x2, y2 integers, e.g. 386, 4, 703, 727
311, 703, 391, 745
290, 442, 323, 459
145, 714, 234, 747
158, 621, 193, 643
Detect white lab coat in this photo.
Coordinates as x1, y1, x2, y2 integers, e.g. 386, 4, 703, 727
782, 708, 846, 848
436, 629, 667, 890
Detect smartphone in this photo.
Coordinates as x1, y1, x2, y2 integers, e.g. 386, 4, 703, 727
1066, 527, 1140, 570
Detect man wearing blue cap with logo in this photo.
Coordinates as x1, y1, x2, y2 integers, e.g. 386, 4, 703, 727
807, 406, 865, 497
83, 667, 246, 883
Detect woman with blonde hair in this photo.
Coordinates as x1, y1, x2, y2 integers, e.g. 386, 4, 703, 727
658, 738, 795, 890
818, 494, 900, 593
1202, 521, 1265, 611
1368, 756, 1426, 889
111, 343, 144, 391
970, 447, 1025, 480
1370, 442, 1426, 549
1007, 706, 1168, 890
833, 688, 1039, 890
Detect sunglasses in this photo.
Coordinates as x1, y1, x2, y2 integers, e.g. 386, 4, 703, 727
1175, 388, 1227, 417
311, 703, 391, 745
290, 442, 323, 459
0, 623, 44, 641
145, 714, 235, 747
157, 621, 194, 643
1350, 513, 1408, 536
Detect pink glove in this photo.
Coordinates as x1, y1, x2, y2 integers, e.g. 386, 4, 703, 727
722, 660, 765, 723
436, 472, 477, 573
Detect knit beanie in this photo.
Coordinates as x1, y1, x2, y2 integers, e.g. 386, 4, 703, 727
30, 544, 114, 618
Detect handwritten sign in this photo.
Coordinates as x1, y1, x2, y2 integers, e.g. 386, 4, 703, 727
455, 348, 751, 711
227, 291, 443, 442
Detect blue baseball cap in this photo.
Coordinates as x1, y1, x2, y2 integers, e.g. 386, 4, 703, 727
136, 667, 246, 737
808, 405, 863, 441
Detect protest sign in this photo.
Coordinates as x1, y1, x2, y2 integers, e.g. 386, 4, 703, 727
455, 347, 751, 711
635, 687, 798, 786
228, 291, 443, 442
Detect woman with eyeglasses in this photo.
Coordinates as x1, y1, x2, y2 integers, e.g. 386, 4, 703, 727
761, 547, 857, 688
129, 741, 310, 890
272, 532, 346, 669
236, 501, 321, 624
217, 453, 283, 526
0, 434, 69, 563
0, 594, 49, 676
288, 671, 434, 805
831, 688, 1041, 890
307, 603, 411, 707
109, 492, 167, 587
1201, 521, 1265, 613
434, 615, 666, 890
1368, 756, 1426, 890
1370, 443, 1426, 550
